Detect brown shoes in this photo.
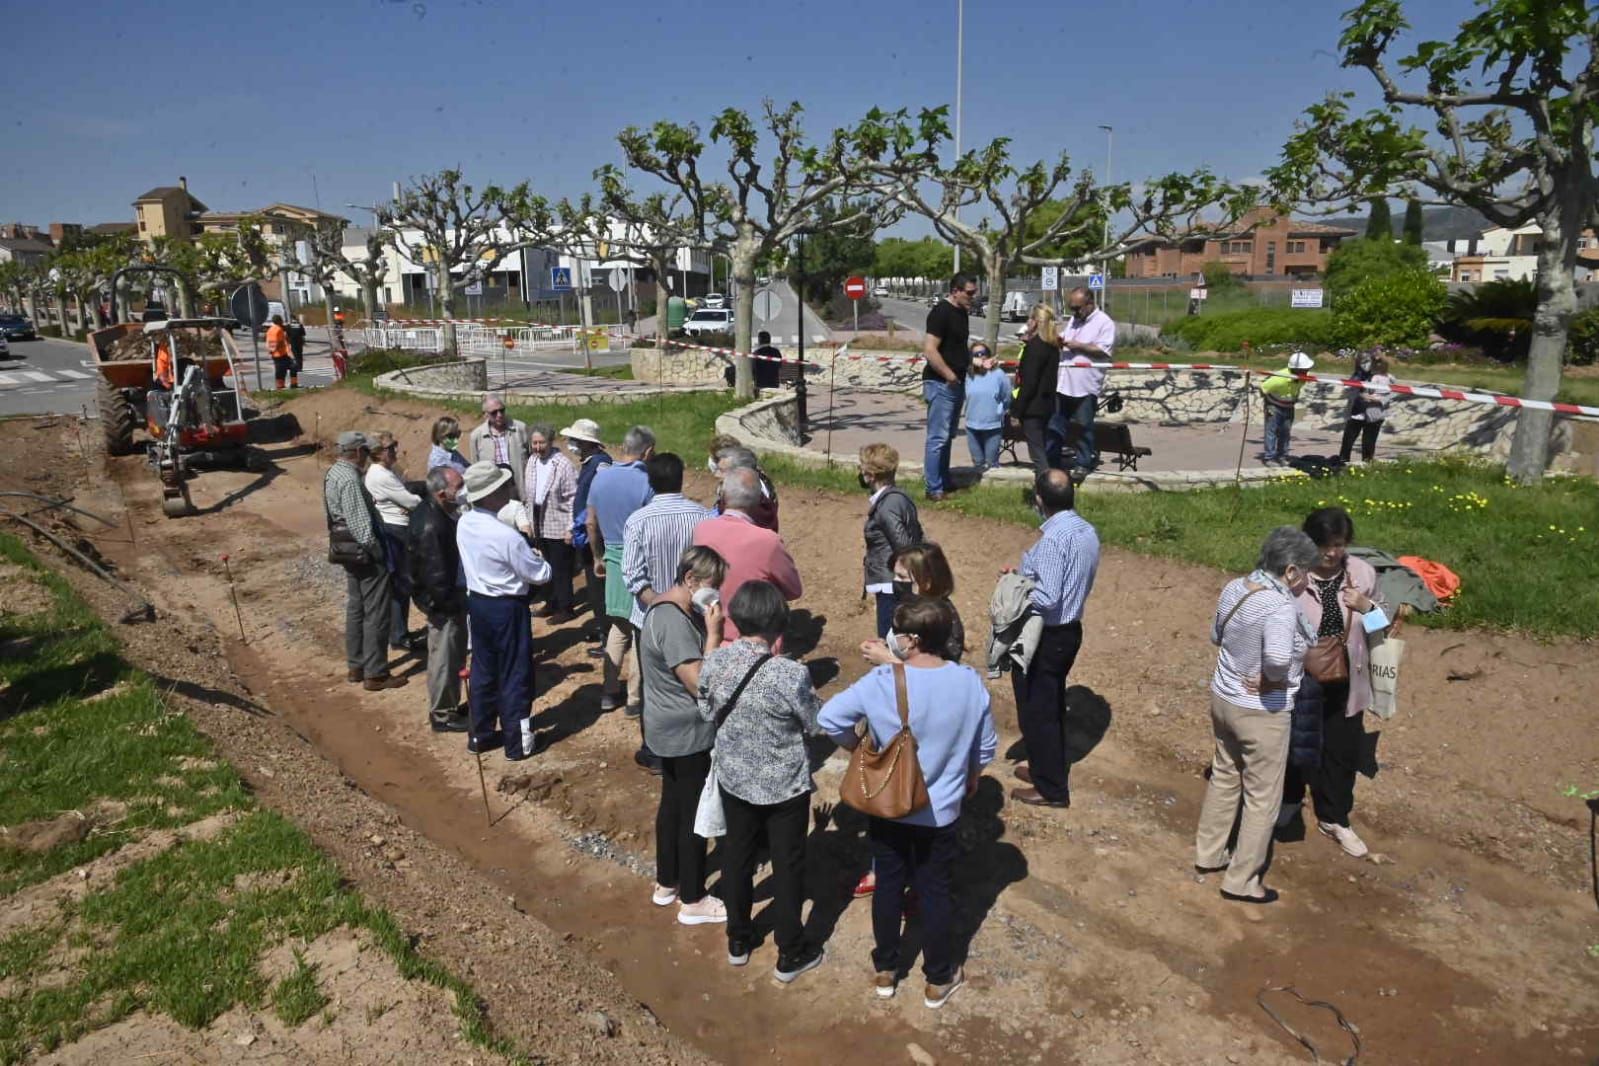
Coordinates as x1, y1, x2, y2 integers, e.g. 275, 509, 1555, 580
363, 674, 409, 691
1010, 787, 1068, 809
347, 667, 364, 683
1014, 764, 1033, 785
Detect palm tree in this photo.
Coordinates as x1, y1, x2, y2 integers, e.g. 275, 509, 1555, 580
1440, 278, 1536, 362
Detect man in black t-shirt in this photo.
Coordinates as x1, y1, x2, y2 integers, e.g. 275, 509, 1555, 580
920, 273, 977, 500
752, 329, 783, 390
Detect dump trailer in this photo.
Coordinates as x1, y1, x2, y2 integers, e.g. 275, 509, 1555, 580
89, 317, 253, 516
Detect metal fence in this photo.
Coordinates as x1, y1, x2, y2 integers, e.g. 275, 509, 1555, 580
359, 321, 620, 356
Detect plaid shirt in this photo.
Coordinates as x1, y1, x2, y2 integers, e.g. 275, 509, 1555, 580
323, 459, 381, 550
523, 451, 578, 539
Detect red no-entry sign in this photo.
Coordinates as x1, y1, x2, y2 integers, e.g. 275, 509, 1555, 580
844, 276, 867, 300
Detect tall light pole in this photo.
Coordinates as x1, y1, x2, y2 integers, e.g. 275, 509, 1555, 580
1098, 124, 1113, 310
951, 0, 964, 276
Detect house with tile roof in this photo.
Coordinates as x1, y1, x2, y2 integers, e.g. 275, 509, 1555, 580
1120, 209, 1356, 280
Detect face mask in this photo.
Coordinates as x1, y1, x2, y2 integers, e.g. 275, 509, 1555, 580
707, 457, 719, 475
444, 436, 459, 450
567, 442, 581, 454
885, 628, 912, 661
892, 579, 914, 599
858, 472, 872, 490
691, 586, 720, 613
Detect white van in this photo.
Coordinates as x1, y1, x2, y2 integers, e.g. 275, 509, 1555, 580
1000, 290, 1036, 322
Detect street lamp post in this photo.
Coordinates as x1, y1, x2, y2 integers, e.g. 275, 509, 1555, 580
952, 0, 964, 276
794, 232, 808, 431
1098, 124, 1113, 311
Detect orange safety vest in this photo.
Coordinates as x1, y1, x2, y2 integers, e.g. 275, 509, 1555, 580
265, 323, 289, 357
155, 342, 174, 389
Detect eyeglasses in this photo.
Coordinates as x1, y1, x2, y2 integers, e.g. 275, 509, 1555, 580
486, 408, 506, 416
961, 288, 978, 297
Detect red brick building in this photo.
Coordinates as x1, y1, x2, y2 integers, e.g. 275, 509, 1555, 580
1121, 209, 1355, 280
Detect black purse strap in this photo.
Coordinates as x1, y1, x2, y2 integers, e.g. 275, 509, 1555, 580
714, 653, 773, 730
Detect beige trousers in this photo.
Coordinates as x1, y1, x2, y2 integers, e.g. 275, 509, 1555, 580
603, 618, 640, 707
1195, 692, 1290, 898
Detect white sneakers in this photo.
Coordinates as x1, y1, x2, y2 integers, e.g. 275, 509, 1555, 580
676, 896, 728, 926
1318, 821, 1369, 858
651, 884, 678, 907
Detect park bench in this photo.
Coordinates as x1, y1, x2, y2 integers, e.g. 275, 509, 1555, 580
999, 414, 1153, 473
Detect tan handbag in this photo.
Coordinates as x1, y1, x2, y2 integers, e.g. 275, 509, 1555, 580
1303, 600, 1352, 684
839, 663, 931, 819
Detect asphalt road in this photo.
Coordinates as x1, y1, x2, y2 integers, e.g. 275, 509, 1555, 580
874, 293, 1030, 340
0, 336, 100, 418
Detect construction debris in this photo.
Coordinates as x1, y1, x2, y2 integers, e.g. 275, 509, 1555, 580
101, 328, 226, 363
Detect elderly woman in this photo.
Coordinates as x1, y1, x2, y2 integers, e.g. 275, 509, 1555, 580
859, 443, 924, 639
698, 580, 825, 982
1280, 507, 1388, 858
640, 545, 728, 926
364, 430, 421, 652
427, 415, 470, 475
523, 422, 579, 623
1194, 526, 1319, 904
820, 597, 996, 1008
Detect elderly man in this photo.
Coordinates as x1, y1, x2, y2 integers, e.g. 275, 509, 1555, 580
468, 394, 531, 499
712, 444, 780, 532
622, 453, 709, 769
693, 467, 802, 641
1051, 287, 1116, 479
564, 417, 612, 648
587, 426, 655, 715
1010, 468, 1100, 808
324, 431, 407, 692
410, 466, 469, 733
921, 273, 977, 501
457, 461, 551, 760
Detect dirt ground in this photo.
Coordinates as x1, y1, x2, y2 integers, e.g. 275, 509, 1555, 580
2, 393, 1596, 1065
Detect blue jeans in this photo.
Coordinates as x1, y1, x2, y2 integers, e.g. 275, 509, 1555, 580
467, 592, 534, 757
875, 590, 899, 639
1264, 403, 1295, 461
1048, 395, 1098, 471
922, 379, 964, 495
966, 426, 1002, 472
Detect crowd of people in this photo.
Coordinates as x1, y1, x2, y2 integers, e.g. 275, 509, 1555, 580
316, 279, 1394, 1007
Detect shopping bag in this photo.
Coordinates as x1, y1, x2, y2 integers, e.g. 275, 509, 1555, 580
1367, 634, 1405, 721
693, 759, 726, 839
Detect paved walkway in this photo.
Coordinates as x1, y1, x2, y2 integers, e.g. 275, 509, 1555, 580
797, 388, 1428, 484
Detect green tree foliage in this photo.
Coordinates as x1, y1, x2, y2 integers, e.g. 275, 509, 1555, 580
1323, 238, 1428, 299
1164, 308, 1337, 351
1566, 306, 1599, 367
798, 199, 875, 305
1268, 0, 1599, 481
1402, 198, 1424, 245
1332, 268, 1448, 348
1439, 278, 1536, 361
1364, 197, 1393, 240
873, 237, 953, 281
1200, 260, 1242, 292
1022, 198, 1108, 263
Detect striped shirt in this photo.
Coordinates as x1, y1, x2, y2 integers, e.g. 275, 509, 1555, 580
1210, 577, 1306, 712
622, 493, 711, 627
1019, 509, 1100, 626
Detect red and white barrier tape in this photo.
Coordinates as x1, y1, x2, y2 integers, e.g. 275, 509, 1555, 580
659, 339, 1599, 420
364, 317, 626, 335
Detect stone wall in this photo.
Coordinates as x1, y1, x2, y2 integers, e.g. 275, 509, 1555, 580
629, 344, 728, 388
726, 392, 803, 446
373, 358, 489, 397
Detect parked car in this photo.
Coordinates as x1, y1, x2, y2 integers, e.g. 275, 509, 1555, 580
0, 313, 37, 340
682, 308, 734, 336
873, 285, 889, 298
971, 296, 989, 317
1000, 290, 1035, 322
702, 292, 727, 309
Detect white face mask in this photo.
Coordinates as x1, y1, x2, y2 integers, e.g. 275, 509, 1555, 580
885, 628, 912, 661
691, 586, 720, 613
706, 457, 719, 475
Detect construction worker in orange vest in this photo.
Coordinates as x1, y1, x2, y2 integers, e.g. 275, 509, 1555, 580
266, 314, 296, 389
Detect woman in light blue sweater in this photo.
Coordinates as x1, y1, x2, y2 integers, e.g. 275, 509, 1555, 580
963, 342, 1011, 474
819, 597, 996, 1009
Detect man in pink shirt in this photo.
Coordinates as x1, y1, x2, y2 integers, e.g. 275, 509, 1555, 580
692, 468, 802, 641
1051, 287, 1117, 478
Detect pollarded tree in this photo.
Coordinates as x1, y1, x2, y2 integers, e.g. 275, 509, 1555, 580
612, 101, 912, 398
304, 218, 391, 322
378, 170, 556, 355
1269, 0, 1598, 481
854, 107, 1259, 349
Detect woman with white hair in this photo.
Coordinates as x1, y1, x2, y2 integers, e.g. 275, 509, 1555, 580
1194, 526, 1319, 904
364, 430, 421, 652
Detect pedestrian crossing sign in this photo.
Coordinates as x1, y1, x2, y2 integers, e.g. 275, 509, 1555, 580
1088, 273, 1105, 289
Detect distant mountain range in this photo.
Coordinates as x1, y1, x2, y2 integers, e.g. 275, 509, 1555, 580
1318, 204, 1495, 241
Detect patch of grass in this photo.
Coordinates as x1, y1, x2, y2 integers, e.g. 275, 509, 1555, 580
0, 532, 529, 1064
764, 454, 1599, 639
271, 949, 329, 1027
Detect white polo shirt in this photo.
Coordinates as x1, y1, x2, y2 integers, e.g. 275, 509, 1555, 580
1057, 308, 1117, 398
456, 507, 550, 597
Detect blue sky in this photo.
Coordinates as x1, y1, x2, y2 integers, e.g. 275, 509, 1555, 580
0, 0, 1469, 232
